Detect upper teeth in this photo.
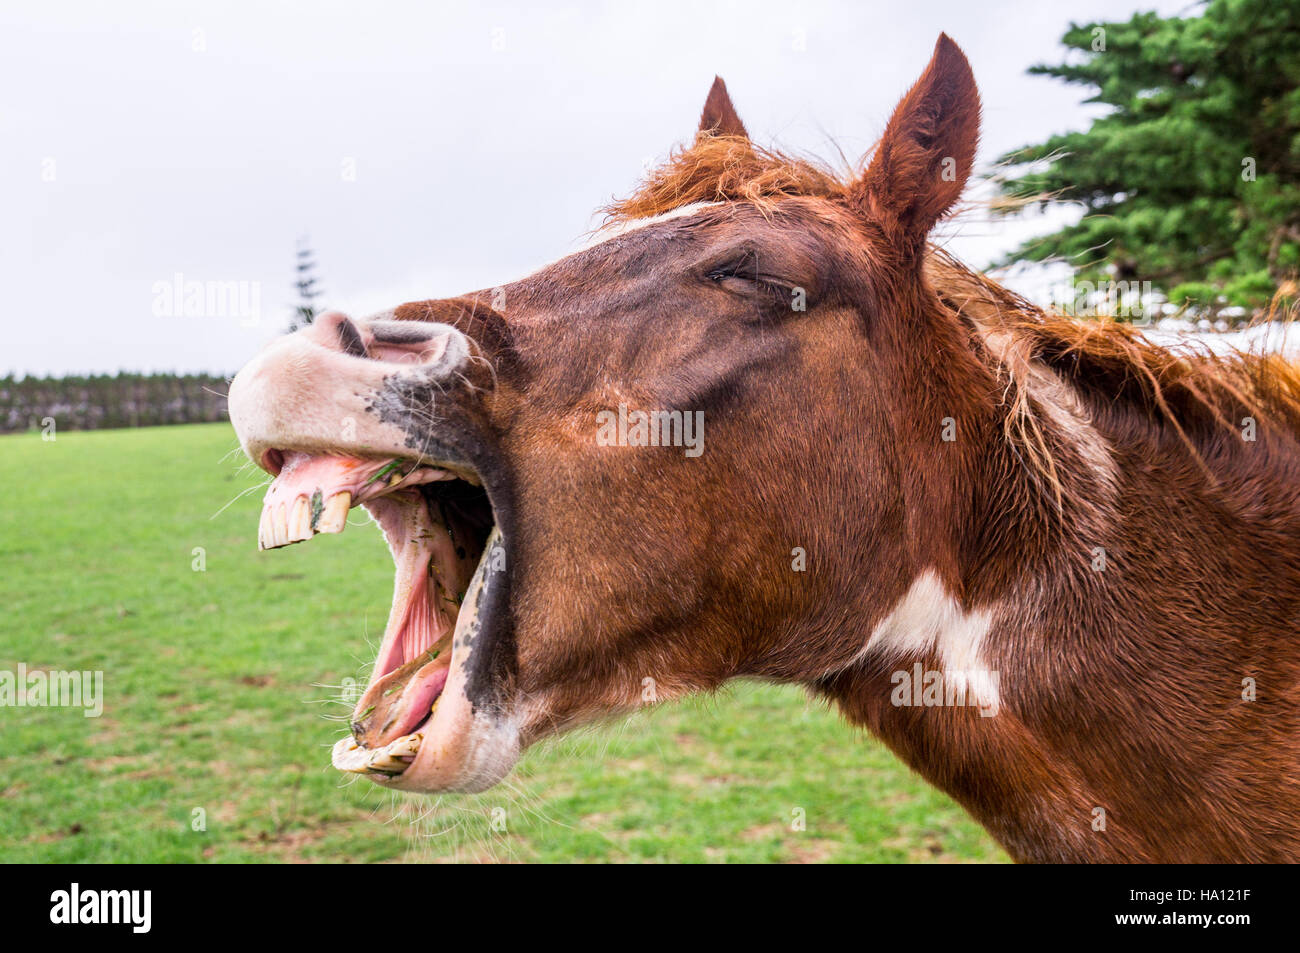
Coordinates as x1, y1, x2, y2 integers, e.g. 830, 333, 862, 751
259, 491, 352, 551
316, 491, 350, 533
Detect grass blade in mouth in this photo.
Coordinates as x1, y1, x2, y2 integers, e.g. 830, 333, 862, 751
364, 459, 405, 487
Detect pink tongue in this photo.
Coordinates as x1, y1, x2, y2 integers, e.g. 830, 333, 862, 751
352, 653, 452, 747
395, 665, 450, 738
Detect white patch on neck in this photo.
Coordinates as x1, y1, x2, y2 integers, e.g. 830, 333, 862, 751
861, 570, 999, 712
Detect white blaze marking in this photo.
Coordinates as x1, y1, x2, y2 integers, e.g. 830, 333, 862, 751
578, 201, 722, 248
520, 202, 724, 280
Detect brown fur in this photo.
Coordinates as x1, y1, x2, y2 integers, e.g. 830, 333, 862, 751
380, 35, 1300, 861
608, 59, 1300, 495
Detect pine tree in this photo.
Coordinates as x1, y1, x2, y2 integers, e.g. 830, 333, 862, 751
993, 0, 1300, 316
288, 237, 324, 331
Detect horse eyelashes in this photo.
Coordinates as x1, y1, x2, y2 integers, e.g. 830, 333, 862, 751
700, 247, 807, 319
706, 262, 752, 282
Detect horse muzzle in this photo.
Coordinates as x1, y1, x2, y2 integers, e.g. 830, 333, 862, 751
227, 311, 521, 794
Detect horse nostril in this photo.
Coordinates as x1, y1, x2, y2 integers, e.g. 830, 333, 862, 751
334, 316, 368, 358
304, 310, 369, 358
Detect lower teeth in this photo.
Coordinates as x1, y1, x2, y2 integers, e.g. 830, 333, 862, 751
331, 732, 423, 776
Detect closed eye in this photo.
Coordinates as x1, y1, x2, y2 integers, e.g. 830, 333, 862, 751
707, 252, 785, 286
705, 255, 799, 311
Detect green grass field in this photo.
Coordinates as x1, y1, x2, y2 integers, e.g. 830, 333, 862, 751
0, 422, 1005, 863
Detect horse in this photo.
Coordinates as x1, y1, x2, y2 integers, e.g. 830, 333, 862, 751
227, 34, 1300, 862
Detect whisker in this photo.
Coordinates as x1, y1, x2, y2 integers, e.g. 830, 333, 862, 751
209, 477, 270, 520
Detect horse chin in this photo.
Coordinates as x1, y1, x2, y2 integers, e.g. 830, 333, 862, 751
355, 518, 522, 795
353, 509, 522, 795
254, 449, 520, 793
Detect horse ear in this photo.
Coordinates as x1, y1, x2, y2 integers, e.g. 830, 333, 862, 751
850, 34, 979, 246
697, 76, 749, 139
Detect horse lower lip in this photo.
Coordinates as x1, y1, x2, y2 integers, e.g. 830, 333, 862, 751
331, 525, 503, 780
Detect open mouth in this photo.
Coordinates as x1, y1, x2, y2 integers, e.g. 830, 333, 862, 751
257, 449, 498, 781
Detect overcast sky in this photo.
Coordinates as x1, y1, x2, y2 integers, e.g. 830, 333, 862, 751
3, 0, 1186, 377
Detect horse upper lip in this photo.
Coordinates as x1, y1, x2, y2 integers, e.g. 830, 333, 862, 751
254, 451, 461, 551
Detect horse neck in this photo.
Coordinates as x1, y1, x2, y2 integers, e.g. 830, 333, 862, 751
818, 298, 1300, 862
